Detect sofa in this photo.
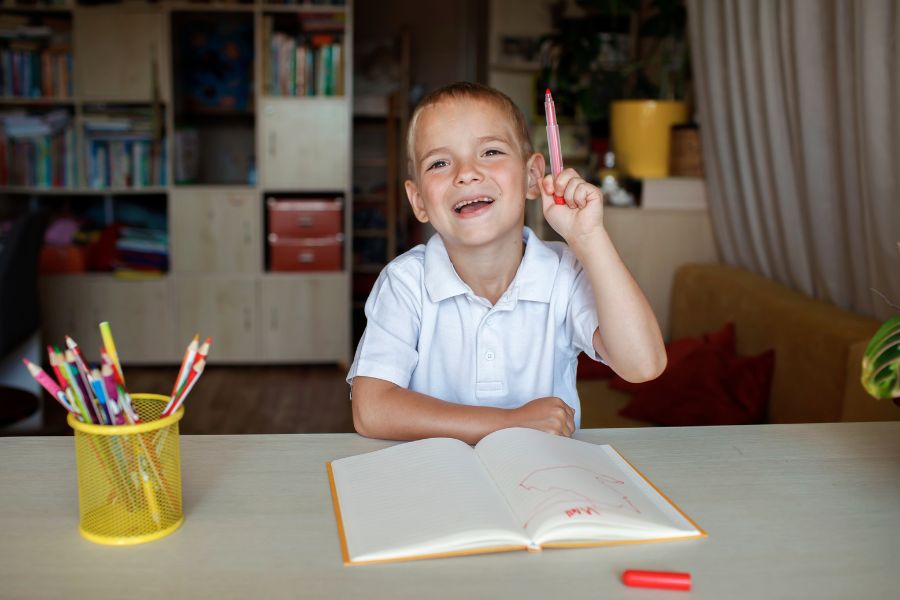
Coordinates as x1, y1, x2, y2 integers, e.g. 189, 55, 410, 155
578, 263, 896, 428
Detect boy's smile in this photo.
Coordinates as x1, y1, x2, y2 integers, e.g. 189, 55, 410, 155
452, 193, 494, 216
404, 98, 544, 251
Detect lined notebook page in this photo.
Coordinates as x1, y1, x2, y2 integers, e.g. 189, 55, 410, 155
331, 437, 529, 563
474, 428, 701, 545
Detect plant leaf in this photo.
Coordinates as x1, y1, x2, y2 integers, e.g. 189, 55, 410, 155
861, 317, 900, 399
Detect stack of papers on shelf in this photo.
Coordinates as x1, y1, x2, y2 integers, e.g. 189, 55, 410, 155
116, 227, 168, 274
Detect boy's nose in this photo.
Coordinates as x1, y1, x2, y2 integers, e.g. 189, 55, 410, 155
455, 163, 483, 185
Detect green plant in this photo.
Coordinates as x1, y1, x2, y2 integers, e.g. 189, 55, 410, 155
861, 316, 900, 403
861, 243, 900, 406
539, 0, 689, 133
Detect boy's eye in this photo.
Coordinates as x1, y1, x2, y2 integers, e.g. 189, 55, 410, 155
484, 149, 505, 157
426, 159, 448, 171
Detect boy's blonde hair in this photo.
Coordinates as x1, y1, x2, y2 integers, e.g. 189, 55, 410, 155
406, 82, 534, 178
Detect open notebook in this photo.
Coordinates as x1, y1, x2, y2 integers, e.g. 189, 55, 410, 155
328, 428, 706, 565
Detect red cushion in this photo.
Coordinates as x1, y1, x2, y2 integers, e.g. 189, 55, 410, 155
618, 343, 775, 426
609, 322, 735, 394
577, 352, 616, 379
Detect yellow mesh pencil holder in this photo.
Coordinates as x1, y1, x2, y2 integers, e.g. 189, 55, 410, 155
68, 393, 184, 545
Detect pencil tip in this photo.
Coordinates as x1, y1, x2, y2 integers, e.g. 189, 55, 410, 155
545, 88, 551, 96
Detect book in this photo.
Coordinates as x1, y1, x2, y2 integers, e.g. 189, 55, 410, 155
328, 427, 706, 565
639, 177, 708, 210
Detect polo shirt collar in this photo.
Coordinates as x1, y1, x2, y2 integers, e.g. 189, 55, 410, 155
424, 227, 560, 304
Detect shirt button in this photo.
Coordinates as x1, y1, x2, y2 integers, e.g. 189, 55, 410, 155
485, 317, 493, 326
485, 352, 495, 361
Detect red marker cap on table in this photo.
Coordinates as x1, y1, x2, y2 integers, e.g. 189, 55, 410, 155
622, 570, 692, 591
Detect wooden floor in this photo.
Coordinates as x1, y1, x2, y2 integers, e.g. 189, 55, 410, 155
32, 365, 354, 436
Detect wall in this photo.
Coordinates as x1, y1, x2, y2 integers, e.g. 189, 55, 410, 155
355, 0, 485, 93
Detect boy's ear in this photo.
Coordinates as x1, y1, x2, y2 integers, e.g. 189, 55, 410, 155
405, 179, 430, 223
525, 153, 546, 200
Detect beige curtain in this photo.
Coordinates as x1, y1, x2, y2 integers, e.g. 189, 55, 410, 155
688, 0, 900, 321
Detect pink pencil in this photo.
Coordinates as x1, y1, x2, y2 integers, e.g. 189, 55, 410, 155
23, 359, 77, 414
544, 89, 566, 205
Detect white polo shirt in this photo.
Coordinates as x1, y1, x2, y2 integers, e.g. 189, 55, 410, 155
346, 226, 602, 428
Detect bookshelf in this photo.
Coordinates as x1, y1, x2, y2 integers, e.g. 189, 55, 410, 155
2, 0, 352, 366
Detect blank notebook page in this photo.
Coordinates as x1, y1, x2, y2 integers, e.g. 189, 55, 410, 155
331, 437, 528, 561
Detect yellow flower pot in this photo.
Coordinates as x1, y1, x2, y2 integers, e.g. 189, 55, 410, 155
611, 100, 689, 178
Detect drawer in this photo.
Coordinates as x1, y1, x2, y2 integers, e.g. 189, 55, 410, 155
267, 198, 343, 237
268, 233, 343, 272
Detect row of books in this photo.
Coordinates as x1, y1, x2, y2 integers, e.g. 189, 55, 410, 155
85, 138, 167, 190
267, 33, 343, 97
263, 10, 344, 97
0, 108, 167, 188
83, 107, 166, 189
0, 13, 73, 98
0, 47, 73, 99
0, 110, 76, 187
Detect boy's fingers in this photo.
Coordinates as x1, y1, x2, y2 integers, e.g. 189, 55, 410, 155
540, 176, 558, 212
554, 169, 578, 197
574, 182, 591, 208
542, 174, 555, 196
564, 177, 584, 207
572, 185, 584, 209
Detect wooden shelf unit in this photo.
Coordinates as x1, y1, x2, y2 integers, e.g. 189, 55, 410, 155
2, 0, 353, 366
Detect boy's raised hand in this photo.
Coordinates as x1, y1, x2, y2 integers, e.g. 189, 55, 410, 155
540, 169, 604, 245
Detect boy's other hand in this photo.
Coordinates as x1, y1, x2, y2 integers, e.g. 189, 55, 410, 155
540, 168, 604, 246
510, 397, 576, 437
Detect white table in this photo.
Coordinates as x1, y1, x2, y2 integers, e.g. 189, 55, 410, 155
2, 422, 898, 599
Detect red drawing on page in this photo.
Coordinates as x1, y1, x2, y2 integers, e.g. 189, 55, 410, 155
518, 465, 641, 529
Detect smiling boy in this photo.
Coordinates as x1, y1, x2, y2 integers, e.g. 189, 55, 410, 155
347, 82, 666, 444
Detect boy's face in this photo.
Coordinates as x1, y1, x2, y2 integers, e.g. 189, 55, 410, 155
404, 98, 545, 251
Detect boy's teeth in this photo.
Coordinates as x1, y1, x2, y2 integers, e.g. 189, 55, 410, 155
453, 197, 494, 212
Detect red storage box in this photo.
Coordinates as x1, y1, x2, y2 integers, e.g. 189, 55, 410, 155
268, 233, 343, 272
267, 198, 343, 238
39, 244, 87, 273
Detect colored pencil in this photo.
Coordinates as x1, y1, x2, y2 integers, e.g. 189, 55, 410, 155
99, 322, 125, 386
171, 334, 199, 401
64, 340, 108, 424
22, 359, 77, 414
62, 351, 96, 424
163, 358, 205, 417
47, 346, 69, 390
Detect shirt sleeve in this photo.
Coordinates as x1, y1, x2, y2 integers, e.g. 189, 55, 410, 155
566, 255, 603, 362
346, 259, 423, 388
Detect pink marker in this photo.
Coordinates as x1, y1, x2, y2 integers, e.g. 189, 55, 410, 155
544, 89, 566, 205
